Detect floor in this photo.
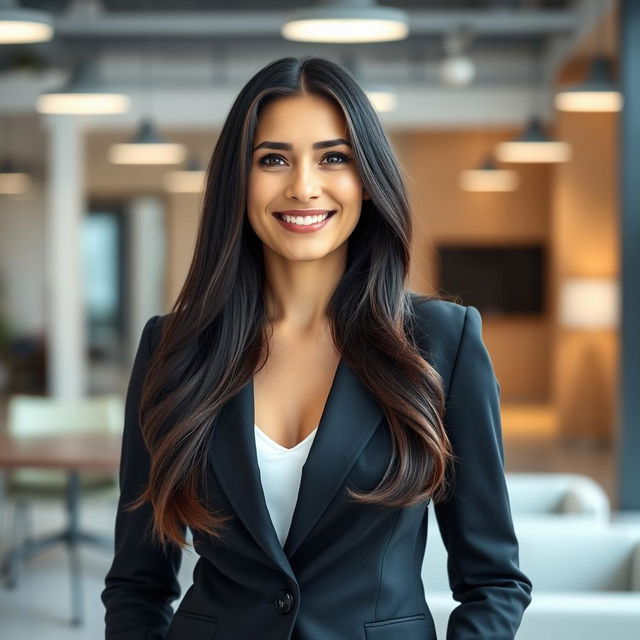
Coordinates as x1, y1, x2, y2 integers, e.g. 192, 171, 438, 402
0, 434, 635, 639
0, 494, 200, 639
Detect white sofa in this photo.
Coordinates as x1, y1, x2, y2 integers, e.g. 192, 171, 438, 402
505, 472, 611, 525
422, 522, 640, 640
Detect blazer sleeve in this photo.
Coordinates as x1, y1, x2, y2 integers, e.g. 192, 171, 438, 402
101, 315, 186, 640
433, 305, 533, 640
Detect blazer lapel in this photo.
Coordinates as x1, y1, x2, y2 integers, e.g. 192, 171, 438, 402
283, 358, 384, 558
209, 378, 295, 580
209, 357, 384, 578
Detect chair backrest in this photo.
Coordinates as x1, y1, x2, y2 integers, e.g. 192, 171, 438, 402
6, 394, 125, 437
505, 472, 610, 521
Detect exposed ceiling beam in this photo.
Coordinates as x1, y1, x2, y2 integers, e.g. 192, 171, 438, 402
52, 9, 577, 39
0, 3, 614, 129
0, 73, 543, 129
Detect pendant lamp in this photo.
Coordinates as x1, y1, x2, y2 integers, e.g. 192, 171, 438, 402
439, 28, 476, 88
555, 0, 622, 113
282, 0, 408, 43
109, 119, 186, 165
459, 156, 519, 192
555, 56, 623, 112
0, 0, 53, 44
36, 59, 130, 115
495, 116, 571, 163
164, 155, 206, 193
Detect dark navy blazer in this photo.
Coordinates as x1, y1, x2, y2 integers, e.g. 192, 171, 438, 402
102, 296, 532, 639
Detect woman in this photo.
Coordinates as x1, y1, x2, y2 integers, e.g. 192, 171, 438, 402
102, 56, 532, 640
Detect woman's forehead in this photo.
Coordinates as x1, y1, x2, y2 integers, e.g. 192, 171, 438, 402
254, 94, 348, 143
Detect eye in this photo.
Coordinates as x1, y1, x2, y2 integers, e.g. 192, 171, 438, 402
322, 152, 351, 165
256, 151, 352, 168
257, 153, 287, 167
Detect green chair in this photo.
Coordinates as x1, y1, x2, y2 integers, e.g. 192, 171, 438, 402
0, 393, 125, 626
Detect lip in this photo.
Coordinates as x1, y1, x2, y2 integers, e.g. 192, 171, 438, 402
274, 209, 333, 217
273, 209, 337, 234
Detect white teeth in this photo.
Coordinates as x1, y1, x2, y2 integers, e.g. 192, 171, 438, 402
281, 212, 329, 225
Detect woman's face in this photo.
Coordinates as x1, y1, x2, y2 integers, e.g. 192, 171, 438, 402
247, 93, 369, 262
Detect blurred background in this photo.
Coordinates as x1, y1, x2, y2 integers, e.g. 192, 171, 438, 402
0, 0, 638, 638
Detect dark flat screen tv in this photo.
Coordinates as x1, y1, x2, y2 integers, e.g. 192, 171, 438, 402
436, 245, 546, 314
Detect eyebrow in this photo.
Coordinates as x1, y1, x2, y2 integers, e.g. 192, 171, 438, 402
252, 138, 352, 152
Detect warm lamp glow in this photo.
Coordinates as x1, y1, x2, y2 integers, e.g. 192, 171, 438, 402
554, 90, 623, 112
554, 57, 623, 113
282, 18, 407, 42
36, 59, 131, 115
36, 93, 130, 115
495, 141, 572, 163
496, 116, 571, 163
459, 168, 519, 192
0, 19, 52, 44
109, 119, 186, 165
559, 277, 619, 329
109, 143, 186, 165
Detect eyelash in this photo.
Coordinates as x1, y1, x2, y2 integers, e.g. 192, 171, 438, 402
257, 152, 351, 168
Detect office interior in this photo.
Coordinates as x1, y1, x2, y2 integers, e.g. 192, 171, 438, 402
0, 1, 638, 639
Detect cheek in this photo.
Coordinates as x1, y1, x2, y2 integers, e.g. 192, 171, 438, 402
247, 171, 268, 208
246, 173, 268, 235
246, 173, 279, 232
333, 171, 365, 202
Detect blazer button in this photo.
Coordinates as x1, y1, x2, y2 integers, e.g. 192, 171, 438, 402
274, 589, 294, 614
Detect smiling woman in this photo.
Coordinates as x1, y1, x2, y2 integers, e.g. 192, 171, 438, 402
102, 56, 532, 640
247, 93, 369, 261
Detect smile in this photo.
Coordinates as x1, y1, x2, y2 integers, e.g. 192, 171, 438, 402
272, 209, 337, 233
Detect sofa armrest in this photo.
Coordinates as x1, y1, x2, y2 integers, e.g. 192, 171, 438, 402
560, 477, 610, 521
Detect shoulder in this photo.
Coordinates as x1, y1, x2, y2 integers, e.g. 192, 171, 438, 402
409, 291, 466, 324
142, 312, 173, 355
408, 291, 470, 348
407, 292, 482, 393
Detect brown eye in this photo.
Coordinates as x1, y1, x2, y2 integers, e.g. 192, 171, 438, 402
258, 153, 287, 167
257, 151, 351, 167
323, 152, 350, 164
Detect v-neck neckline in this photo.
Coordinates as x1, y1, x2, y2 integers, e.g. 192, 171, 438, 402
250, 355, 343, 451
209, 351, 385, 568
254, 423, 318, 452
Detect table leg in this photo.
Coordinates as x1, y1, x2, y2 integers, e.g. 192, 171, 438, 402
0, 469, 6, 532
67, 470, 83, 626
0, 469, 116, 626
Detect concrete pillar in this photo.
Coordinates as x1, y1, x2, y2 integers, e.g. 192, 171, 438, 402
44, 114, 86, 398
618, 0, 640, 510
126, 195, 166, 361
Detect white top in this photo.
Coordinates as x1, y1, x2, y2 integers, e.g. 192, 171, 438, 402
254, 423, 318, 547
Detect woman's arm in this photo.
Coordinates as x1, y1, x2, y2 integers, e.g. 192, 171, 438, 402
101, 315, 186, 640
434, 305, 533, 639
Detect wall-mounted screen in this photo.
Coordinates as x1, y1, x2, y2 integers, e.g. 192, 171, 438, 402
436, 245, 546, 314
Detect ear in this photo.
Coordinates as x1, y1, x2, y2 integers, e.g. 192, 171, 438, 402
362, 188, 370, 201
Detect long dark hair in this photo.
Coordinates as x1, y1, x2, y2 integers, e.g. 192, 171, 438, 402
126, 56, 455, 552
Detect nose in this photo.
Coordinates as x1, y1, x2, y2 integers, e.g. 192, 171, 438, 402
284, 161, 321, 202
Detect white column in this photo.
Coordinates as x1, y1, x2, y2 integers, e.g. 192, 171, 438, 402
44, 115, 87, 398
127, 195, 166, 362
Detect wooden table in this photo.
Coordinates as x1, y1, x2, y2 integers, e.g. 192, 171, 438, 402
0, 431, 122, 626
